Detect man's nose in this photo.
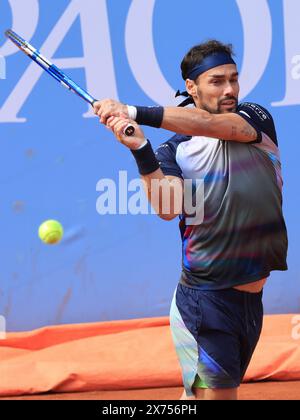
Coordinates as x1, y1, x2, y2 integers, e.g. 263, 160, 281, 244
223, 82, 235, 97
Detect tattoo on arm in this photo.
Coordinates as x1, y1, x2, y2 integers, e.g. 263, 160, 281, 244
241, 124, 257, 140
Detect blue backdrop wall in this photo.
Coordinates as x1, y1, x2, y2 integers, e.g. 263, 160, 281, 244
0, 0, 299, 332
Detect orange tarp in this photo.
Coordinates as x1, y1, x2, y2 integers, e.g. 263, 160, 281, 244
0, 315, 299, 397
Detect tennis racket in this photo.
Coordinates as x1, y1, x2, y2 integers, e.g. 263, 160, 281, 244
5, 29, 135, 136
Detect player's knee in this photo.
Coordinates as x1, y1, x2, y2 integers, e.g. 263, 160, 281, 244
203, 387, 238, 400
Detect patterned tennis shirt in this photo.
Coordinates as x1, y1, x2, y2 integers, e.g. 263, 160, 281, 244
155, 103, 288, 290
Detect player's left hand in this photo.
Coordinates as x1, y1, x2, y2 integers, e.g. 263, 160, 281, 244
106, 116, 146, 150
93, 99, 128, 125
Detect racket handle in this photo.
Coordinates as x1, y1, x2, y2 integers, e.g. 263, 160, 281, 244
123, 124, 135, 137
92, 100, 135, 136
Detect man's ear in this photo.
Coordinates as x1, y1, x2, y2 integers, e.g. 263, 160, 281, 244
186, 79, 197, 98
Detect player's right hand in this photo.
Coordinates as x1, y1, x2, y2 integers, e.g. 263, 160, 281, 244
106, 116, 146, 150
93, 99, 128, 125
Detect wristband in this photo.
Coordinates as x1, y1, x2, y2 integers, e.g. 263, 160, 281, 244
127, 105, 137, 121
135, 106, 164, 128
136, 139, 148, 150
131, 140, 160, 175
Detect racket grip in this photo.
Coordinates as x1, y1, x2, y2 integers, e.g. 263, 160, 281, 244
123, 124, 135, 137
91, 100, 135, 136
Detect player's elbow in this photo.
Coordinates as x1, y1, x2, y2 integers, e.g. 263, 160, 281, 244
158, 213, 179, 221
150, 181, 183, 221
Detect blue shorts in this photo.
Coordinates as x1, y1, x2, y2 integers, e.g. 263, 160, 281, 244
170, 284, 263, 396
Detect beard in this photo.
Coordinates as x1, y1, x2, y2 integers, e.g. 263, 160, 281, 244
197, 90, 238, 114
217, 96, 238, 113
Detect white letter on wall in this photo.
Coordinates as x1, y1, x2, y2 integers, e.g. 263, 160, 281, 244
0, 0, 117, 123
0, 0, 39, 59
125, 0, 177, 106
272, 0, 300, 106
236, 0, 272, 100
125, 0, 272, 104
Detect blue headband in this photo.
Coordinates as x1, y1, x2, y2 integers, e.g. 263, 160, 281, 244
186, 52, 236, 80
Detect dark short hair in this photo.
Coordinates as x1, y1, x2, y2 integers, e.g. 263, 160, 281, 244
181, 40, 235, 80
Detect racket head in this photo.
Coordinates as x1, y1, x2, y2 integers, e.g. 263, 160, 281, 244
5, 29, 51, 70
5, 30, 134, 135
5, 29, 39, 59
5, 29, 27, 50
5, 29, 94, 104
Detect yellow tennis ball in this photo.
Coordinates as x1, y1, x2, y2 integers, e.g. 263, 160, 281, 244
38, 220, 64, 245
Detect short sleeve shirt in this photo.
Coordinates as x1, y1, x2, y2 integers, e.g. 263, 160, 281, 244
155, 103, 288, 290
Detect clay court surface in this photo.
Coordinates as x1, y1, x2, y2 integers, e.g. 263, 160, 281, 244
1, 316, 300, 401
1, 382, 300, 400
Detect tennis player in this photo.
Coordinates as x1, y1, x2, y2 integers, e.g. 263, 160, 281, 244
94, 40, 288, 400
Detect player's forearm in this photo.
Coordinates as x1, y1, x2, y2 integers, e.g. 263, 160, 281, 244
141, 169, 183, 221
161, 107, 214, 136
133, 105, 213, 136
161, 107, 257, 141
133, 105, 257, 142
95, 100, 256, 142
130, 140, 182, 220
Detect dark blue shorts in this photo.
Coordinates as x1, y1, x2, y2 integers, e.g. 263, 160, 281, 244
170, 284, 264, 396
